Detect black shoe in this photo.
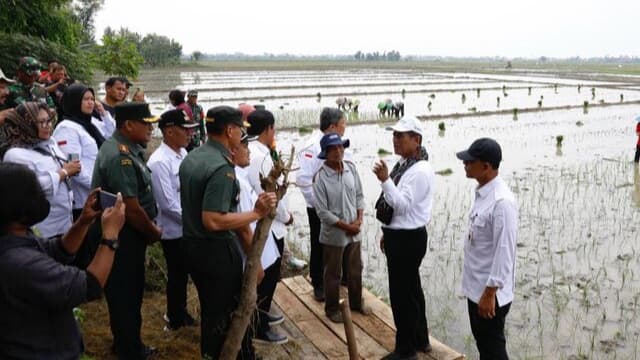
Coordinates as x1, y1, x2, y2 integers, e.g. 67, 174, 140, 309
380, 351, 417, 360
313, 286, 325, 302
141, 345, 158, 359
264, 311, 284, 326
254, 329, 289, 345
183, 312, 197, 327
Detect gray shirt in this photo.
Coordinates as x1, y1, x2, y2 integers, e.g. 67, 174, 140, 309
313, 160, 364, 247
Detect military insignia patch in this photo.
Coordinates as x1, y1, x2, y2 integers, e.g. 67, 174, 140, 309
121, 159, 133, 166
225, 172, 235, 180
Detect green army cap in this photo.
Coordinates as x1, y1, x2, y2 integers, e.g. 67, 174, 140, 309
18, 56, 42, 76
115, 102, 159, 126
205, 105, 250, 133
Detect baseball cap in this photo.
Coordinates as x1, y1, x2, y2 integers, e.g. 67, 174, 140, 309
318, 132, 350, 160
456, 138, 502, 167
115, 103, 159, 125
18, 56, 42, 76
0, 68, 15, 84
159, 109, 199, 129
386, 115, 424, 137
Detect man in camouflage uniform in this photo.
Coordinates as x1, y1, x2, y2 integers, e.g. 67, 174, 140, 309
5, 57, 55, 110
91, 102, 161, 359
186, 90, 206, 151
0, 68, 15, 122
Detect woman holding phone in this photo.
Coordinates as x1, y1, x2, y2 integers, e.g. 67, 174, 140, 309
53, 85, 117, 266
0, 102, 80, 239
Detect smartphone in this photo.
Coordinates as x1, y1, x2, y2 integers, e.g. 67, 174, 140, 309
98, 190, 118, 210
68, 153, 80, 162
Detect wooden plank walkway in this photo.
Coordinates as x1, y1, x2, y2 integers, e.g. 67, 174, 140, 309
270, 275, 465, 360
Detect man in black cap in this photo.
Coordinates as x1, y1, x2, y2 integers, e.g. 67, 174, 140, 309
147, 110, 199, 331
91, 102, 162, 359
456, 138, 518, 360
179, 105, 277, 359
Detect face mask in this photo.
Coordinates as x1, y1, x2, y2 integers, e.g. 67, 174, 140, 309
25, 192, 50, 227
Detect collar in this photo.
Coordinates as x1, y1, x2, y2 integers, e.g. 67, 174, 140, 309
475, 175, 501, 199
206, 138, 233, 164
253, 140, 271, 154
159, 141, 185, 159
321, 161, 349, 176
112, 130, 143, 157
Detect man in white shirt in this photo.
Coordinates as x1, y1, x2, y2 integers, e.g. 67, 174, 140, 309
456, 138, 518, 360
147, 109, 199, 331
373, 116, 434, 360
296, 107, 350, 301
245, 109, 291, 344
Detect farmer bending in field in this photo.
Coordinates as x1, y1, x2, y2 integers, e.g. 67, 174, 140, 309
456, 138, 518, 360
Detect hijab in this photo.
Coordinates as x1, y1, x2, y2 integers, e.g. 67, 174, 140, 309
62, 84, 105, 148
0, 102, 49, 159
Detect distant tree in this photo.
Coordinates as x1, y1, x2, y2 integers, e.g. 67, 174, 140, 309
354, 50, 362, 60
191, 51, 203, 62
139, 33, 182, 67
96, 32, 144, 78
72, 0, 105, 44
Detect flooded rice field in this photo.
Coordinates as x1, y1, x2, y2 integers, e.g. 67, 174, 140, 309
279, 105, 640, 359
124, 69, 639, 130
134, 68, 640, 358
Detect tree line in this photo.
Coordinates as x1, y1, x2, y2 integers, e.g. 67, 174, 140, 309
353, 50, 402, 61
0, 0, 183, 81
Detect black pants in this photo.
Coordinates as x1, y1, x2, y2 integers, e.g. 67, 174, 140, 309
70, 209, 91, 269
161, 239, 190, 328
307, 207, 323, 289
635, 145, 640, 163
254, 236, 284, 335
186, 237, 255, 359
382, 226, 429, 356
468, 299, 511, 360
104, 225, 147, 360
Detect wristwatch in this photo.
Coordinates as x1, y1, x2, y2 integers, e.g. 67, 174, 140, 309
100, 238, 119, 251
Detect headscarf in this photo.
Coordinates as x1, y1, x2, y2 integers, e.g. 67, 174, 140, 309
62, 84, 105, 148
0, 102, 49, 159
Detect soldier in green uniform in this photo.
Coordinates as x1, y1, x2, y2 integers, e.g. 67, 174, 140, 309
179, 105, 277, 359
5, 57, 55, 110
186, 90, 206, 151
91, 102, 162, 359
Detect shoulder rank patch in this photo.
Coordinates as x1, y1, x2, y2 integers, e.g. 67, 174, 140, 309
121, 159, 133, 166
226, 172, 235, 180
118, 144, 129, 154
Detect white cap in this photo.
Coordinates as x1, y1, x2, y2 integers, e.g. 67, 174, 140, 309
386, 115, 424, 137
0, 68, 15, 84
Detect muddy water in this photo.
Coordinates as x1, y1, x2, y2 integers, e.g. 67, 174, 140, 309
273, 105, 640, 359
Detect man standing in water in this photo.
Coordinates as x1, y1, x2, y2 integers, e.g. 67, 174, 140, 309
456, 138, 518, 360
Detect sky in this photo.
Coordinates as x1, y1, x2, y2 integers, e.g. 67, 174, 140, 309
94, 0, 640, 58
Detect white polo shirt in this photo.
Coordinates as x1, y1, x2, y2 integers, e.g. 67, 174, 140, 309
462, 176, 519, 307
147, 142, 186, 240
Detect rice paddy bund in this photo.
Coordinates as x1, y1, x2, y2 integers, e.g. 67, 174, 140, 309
135, 67, 640, 359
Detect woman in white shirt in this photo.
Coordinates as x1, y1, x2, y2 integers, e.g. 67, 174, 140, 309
373, 116, 435, 360
0, 102, 81, 239
53, 84, 115, 267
